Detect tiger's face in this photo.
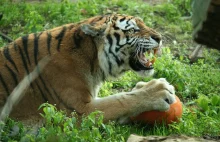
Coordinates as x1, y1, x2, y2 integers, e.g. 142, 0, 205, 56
81, 14, 162, 78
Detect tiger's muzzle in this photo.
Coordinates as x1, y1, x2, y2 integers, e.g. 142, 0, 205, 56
129, 37, 161, 72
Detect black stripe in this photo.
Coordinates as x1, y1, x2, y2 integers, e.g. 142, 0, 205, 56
125, 19, 131, 29
68, 24, 75, 30
126, 19, 130, 24
56, 26, 66, 51
128, 38, 136, 45
18, 45, 29, 74
47, 32, 52, 55
114, 32, 126, 53
13, 43, 18, 51
112, 15, 118, 21
115, 46, 122, 53
97, 16, 104, 21
36, 82, 48, 102
125, 24, 130, 29
104, 50, 112, 76
22, 35, 31, 65
114, 33, 121, 46
0, 72, 10, 96
90, 16, 104, 26
34, 33, 40, 65
51, 87, 59, 101
38, 75, 54, 99
17, 45, 35, 89
107, 34, 113, 48
73, 28, 82, 48
121, 51, 126, 56
3, 46, 19, 72
113, 33, 127, 52
120, 17, 126, 22
113, 24, 120, 30
122, 29, 128, 33
105, 16, 111, 24
107, 35, 124, 66
101, 69, 106, 81
89, 36, 98, 73
5, 64, 18, 87
45, 84, 57, 102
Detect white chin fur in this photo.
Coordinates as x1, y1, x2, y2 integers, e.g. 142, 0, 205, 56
136, 69, 154, 77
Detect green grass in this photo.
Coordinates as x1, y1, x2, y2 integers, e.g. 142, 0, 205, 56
0, 0, 220, 141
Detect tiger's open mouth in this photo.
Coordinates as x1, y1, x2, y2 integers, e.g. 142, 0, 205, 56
129, 48, 159, 71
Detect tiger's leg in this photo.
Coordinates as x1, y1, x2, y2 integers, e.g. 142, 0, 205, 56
84, 78, 176, 124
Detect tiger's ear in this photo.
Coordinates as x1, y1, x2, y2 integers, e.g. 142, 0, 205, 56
81, 24, 106, 37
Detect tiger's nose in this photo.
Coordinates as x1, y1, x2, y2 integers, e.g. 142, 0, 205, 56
151, 36, 161, 44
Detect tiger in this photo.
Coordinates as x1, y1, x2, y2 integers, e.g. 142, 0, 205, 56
0, 14, 175, 124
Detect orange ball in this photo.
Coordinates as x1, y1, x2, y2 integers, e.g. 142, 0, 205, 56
131, 95, 183, 125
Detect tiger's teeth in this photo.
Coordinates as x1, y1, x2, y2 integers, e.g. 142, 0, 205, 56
144, 49, 157, 67
145, 57, 156, 67
145, 61, 152, 67
151, 57, 156, 64
140, 48, 158, 67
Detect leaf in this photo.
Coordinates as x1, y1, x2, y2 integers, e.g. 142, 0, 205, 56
198, 98, 209, 112
179, 55, 184, 61
211, 95, 220, 106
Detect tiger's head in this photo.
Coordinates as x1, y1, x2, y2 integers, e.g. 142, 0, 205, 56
81, 14, 162, 78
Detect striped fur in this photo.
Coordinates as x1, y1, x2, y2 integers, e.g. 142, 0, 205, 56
0, 14, 176, 124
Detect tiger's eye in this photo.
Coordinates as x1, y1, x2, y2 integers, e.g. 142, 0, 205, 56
129, 29, 134, 34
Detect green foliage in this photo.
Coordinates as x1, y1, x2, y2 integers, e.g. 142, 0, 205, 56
24, 10, 44, 32
0, 119, 25, 141
154, 4, 181, 22
170, 105, 220, 137
2, 103, 126, 141
171, 0, 192, 16
196, 95, 220, 116
154, 48, 220, 99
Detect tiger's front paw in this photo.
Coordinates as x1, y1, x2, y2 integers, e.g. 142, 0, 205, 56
132, 78, 176, 112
